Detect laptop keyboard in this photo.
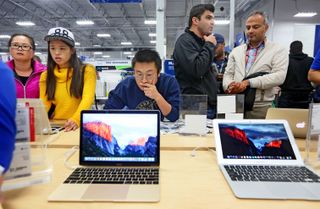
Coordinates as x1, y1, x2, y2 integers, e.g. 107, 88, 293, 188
63, 167, 159, 184
224, 165, 320, 182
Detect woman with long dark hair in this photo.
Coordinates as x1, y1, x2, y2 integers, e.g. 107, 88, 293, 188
40, 27, 96, 131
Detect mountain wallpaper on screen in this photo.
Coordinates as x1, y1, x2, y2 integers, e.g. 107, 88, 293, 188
219, 124, 295, 158
82, 121, 157, 158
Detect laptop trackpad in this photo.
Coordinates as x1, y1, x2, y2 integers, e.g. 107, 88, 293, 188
82, 185, 129, 200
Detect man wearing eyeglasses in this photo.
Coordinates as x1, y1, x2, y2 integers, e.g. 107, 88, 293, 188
104, 49, 180, 122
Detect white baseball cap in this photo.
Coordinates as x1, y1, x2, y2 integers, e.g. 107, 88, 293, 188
44, 27, 75, 47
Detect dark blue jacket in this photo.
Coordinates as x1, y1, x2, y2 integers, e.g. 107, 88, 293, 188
0, 61, 16, 172
104, 73, 180, 122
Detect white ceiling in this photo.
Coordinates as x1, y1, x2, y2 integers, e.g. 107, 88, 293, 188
0, 0, 319, 59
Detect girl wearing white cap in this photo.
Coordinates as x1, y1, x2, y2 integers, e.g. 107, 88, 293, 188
40, 27, 96, 131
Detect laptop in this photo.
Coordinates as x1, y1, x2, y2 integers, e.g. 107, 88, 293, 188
266, 108, 309, 138
17, 99, 63, 135
213, 119, 320, 200
48, 110, 160, 202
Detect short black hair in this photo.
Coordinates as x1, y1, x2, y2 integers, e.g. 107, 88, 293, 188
8, 33, 36, 51
132, 49, 162, 73
290, 40, 303, 55
188, 4, 215, 27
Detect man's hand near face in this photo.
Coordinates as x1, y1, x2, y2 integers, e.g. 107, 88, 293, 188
140, 82, 161, 101
203, 34, 217, 45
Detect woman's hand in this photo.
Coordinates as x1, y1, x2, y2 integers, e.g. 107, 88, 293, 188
64, 119, 78, 132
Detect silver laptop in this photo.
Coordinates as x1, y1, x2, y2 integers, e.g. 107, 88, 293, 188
266, 108, 309, 138
17, 99, 63, 135
213, 119, 320, 200
48, 110, 160, 202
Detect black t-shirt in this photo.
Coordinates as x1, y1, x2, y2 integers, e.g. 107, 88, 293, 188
17, 75, 29, 85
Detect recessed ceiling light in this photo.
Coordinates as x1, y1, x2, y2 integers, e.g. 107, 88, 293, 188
93, 44, 101, 47
123, 52, 132, 55
34, 52, 42, 55
127, 55, 134, 58
294, 12, 317, 17
144, 20, 157, 25
16, 21, 35, 26
35, 43, 38, 46
215, 20, 230, 25
121, 42, 132, 45
97, 33, 111, 37
75, 42, 80, 46
150, 40, 156, 44
149, 33, 156, 37
0, 35, 11, 39
102, 55, 110, 58
0, 52, 8, 55
76, 20, 94, 25
93, 52, 103, 55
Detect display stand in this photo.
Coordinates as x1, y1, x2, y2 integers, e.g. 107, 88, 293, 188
305, 103, 320, 170
2, 105, 52, 191
178, 94, 208, 136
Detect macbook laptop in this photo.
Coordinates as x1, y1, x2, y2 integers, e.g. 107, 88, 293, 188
266, 108, 309, 138
48, 110, 160, 202
213, 119, 320, 200
17, 99, 63, 135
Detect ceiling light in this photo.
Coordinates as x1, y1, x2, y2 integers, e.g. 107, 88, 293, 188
97, 33, 111, 37
35, 43, 38, 46
34, 52, 42, 55
0, 52, 8, 55
102, 55, 110, 58
123, 52, 132, 55
93, 44, 101, 47
215, 20, 230, 25
294, 12, 317, 17
150, 40, 156, 44
93, 52, 103, 55
121, 42, 132, 45
76, 20, 94, 25
149, 33, 156, 37
144, 20, 157, 25
127, 55, 134, 58
16, 21, 35, 26
0, 35, 11, 39
75, 42, 80, 46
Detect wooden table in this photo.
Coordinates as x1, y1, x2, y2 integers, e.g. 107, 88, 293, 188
3, 148, 320, 209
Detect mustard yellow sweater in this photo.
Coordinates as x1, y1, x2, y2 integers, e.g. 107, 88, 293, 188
40, 64, 96, 126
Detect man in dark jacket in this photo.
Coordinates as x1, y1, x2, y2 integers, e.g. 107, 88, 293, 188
278, 41, 314, 108
173, 4, 217, 119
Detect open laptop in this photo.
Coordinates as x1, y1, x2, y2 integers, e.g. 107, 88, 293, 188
17, 99, 63, 135
48, 110, 160, 202
213, 119, 320, 200
266, 108, 309, 138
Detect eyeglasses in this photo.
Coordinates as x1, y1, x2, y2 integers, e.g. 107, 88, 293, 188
134, 72, 156, 82
10, 43, 33, 51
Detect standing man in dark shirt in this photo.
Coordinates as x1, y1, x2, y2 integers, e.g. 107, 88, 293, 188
173, 4, 217, 119
278, 41, 314, 108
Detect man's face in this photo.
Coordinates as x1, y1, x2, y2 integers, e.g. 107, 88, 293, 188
245, 14, 268, 45
194, 10, 215, 36
134, 62, 159, 91
215, 43, 225, 58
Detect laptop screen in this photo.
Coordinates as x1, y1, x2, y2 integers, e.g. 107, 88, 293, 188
218, 122, 297, 160
80, 110, 160, 166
